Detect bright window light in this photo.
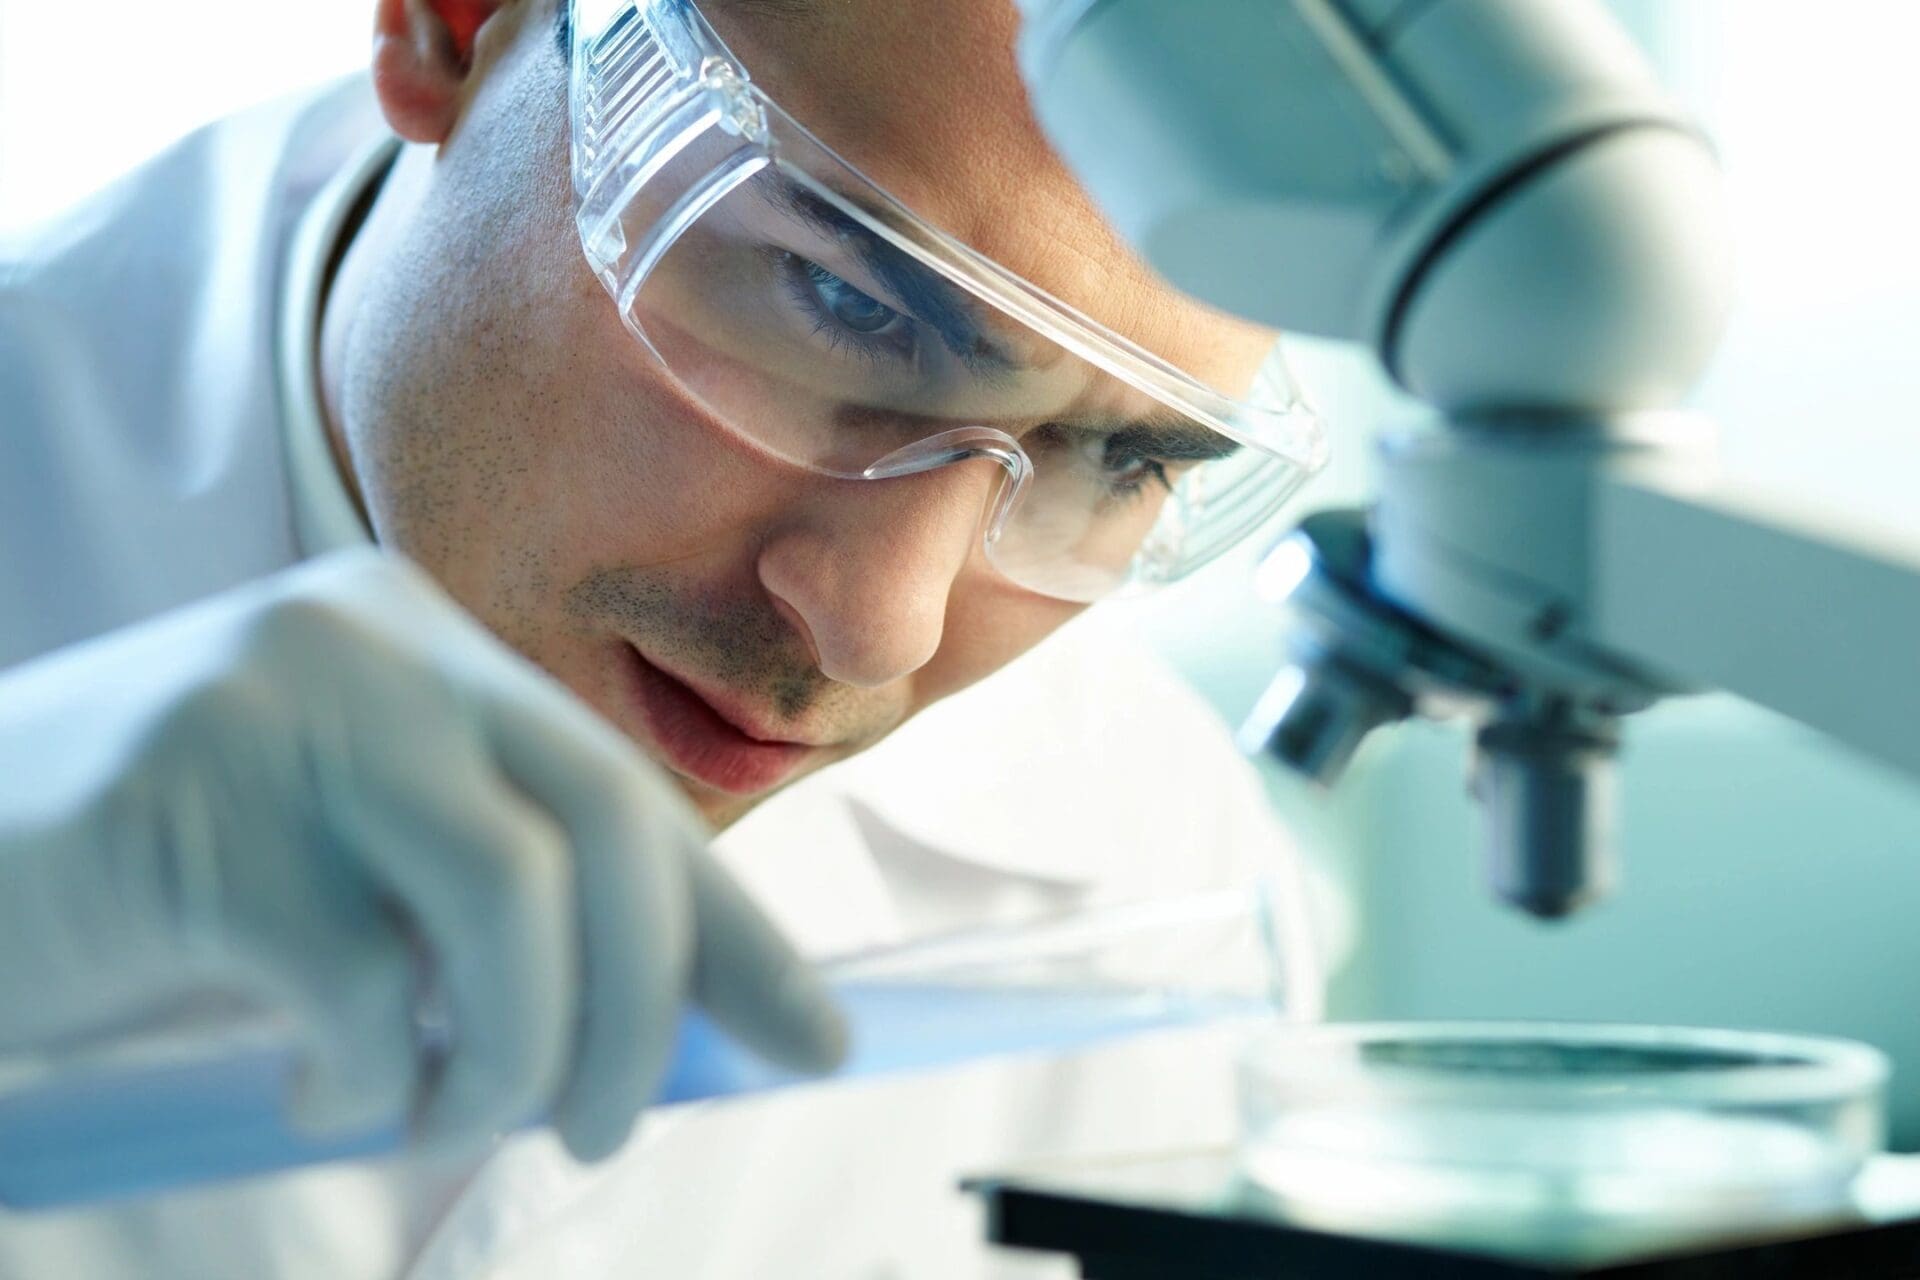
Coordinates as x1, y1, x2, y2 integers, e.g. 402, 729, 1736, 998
0, 2, 367, 233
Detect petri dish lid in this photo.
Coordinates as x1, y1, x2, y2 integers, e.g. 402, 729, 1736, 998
1240, 1021, 1889, 1110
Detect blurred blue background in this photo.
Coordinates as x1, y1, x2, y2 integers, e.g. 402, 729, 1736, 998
6, 0, 1920, 1142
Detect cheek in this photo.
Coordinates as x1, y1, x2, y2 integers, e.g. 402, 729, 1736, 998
555, 251, 838, 568
915, 580, 1086, 706
558, 363, 784, 565
350, 224, 778, 621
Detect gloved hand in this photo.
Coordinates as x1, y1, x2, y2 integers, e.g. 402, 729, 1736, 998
0, 549, 845, 1162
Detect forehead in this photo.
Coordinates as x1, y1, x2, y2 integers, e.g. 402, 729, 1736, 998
700, 0, 1277, 395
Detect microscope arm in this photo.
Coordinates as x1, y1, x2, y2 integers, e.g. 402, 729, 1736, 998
1372, 422, 1920, 784
1015, 0, 1732, 414
1593, 473, 1920, 782
1019, 0, 1912, 915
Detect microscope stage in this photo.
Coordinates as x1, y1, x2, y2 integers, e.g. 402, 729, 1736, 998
970, 1151, 1920, 1278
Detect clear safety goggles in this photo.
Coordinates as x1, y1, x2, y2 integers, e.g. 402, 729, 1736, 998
569, 0, 1328, 602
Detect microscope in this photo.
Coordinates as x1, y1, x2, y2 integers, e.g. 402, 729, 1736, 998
1016, 0, 1920, 921
961, 2, 1920, 1274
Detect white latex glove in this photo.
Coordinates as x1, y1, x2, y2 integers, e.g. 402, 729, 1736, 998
0, 549, 845, 1162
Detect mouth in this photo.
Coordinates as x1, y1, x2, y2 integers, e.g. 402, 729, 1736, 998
617, 643, 818, 796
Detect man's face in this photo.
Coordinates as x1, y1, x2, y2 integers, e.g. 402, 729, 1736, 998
333, 0, 1274, 827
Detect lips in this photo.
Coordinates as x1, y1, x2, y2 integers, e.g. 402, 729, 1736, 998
618, 644, 815, 795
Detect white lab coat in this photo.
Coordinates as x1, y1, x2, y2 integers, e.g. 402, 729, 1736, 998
0, 77, 1322, 1279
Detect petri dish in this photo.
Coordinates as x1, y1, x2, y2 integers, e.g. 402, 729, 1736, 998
1236, 1022, 1889, 1259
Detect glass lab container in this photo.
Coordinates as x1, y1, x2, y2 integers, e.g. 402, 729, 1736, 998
0, 881, 1301, 1208
1236, 1021, 1890, 1259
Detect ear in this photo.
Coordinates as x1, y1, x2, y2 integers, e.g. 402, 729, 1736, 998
370, 0, 514, 144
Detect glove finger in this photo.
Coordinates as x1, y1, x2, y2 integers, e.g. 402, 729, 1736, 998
280, 923, 419, 1139
478, 685, 696, 1163
683, 851, 847, 1077
342, 750, 577, 1157
213, 887, 418, 1140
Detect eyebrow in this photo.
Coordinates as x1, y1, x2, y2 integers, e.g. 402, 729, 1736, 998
1092, 414, 1244, 463
768, 184, 1023, 375
766, 185, 1244, 464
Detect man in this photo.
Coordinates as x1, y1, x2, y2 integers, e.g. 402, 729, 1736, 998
0, 0, 1324, 1274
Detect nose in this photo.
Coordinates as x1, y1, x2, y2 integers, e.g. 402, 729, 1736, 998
757, 458, 1012, 688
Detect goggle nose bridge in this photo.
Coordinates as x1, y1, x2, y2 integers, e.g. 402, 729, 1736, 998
861, 427, 1035, 547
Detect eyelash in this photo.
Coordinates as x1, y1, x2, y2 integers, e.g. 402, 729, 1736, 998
1099, 454, 1174, 501
1031, 422, 1179, 502
766, 253, 1183, 501
774, 251, 920, 366
1116, 462, 1173, 496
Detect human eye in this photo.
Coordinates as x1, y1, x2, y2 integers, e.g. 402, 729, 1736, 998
1095, 435, 1178, 499
1044, 421, 1239, 502
774, 251, 921, 365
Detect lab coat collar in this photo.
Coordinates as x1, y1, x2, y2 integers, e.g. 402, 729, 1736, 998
277, 131, 396, 557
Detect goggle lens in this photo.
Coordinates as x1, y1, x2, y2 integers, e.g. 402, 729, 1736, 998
573, 0, 1323, 601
